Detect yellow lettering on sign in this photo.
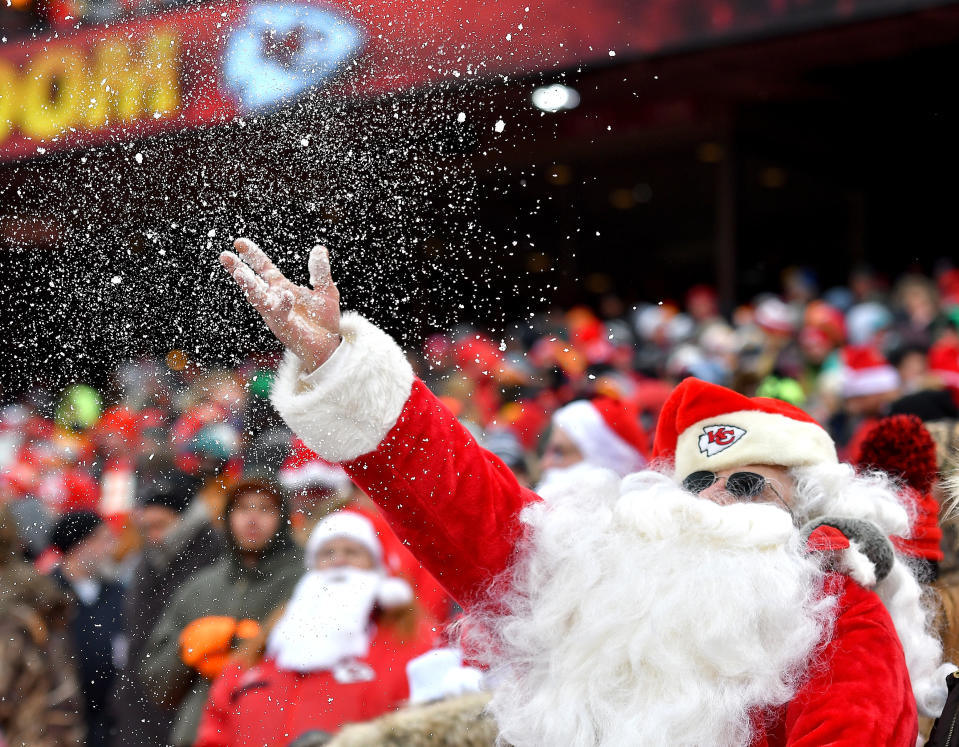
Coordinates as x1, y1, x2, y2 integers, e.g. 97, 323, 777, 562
86, 30, 181, 128
20, 50, 86, 140
0, 27, 183, 148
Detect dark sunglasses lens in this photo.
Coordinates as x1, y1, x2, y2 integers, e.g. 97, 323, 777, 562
682, 471, 717, 494
726, 472, 767, 498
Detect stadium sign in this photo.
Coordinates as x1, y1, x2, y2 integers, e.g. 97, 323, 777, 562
0, 1, 366, 161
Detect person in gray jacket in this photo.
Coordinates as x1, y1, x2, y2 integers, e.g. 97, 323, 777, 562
140, 477, 302, 747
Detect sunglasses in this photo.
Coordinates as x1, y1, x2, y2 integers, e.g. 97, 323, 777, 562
682, 470, 778, 500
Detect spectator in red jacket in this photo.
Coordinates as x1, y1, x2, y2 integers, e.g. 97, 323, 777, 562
195, 510, 437, 747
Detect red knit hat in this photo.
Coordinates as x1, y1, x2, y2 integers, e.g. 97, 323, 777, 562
653, 378, 837, 479
840, 345, 900, 398
853, 414, 943, 562
551, 397, 648, 476
278, 438, 350, 492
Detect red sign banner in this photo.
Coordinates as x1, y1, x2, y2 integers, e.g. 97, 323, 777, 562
0, 0, 951, 161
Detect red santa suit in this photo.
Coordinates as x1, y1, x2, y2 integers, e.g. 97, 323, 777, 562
270, 313, 922, 746
196, 621, 436, 746
195, 511, 438, 747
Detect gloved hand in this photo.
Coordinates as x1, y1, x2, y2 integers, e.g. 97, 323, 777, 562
179, 616, 260, 679
802, 516, 895, 587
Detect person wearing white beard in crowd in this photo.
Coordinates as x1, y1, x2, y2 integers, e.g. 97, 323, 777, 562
220, 238, 951, 745
194, 510, 437, 747
536, 397, 649, 492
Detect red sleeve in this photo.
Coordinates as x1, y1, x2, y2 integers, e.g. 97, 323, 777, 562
346, 379, 541, 606
193, 665, 241, 747
780, 574, 917, 746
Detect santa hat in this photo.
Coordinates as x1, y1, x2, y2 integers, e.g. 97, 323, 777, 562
551, 398, 648, 476
840, 345, 900, 398
653, 378, 837, 479
853, 414, 943, 562
305, 510, 383, 569
929, 340, 959, 391
278, 438, 350, 492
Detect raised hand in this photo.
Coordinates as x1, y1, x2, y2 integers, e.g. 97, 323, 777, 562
220, 238, 341, 373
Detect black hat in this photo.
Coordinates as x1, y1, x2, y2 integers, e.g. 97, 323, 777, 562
49, 510, 103, 554
890, 389, 959, 422
137, 471, 198, 514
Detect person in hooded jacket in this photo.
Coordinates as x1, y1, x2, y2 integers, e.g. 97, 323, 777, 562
139, 477, 301, 747
194, 510, 438, 747
0, 503, 85, 747
110, 464, 225, 747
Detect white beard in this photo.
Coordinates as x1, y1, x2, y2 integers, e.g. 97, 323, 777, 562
267, 568, 380, 672
469, 470, 837, 747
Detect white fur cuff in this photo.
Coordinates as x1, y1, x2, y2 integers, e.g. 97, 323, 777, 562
270, 312, 415, 463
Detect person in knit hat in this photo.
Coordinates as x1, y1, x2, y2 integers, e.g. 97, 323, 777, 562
222, 238, 951, 746
537, 397, 648, 490
111, 465, 225, 747
49, 510, 124, 747
852, 415, 959, 679
194, 510, 437, 747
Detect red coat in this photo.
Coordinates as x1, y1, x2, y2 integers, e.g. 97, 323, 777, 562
194, 616, 437, 747
340, 379, 918, 746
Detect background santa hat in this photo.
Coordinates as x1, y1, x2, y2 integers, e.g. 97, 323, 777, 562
840, 345, 901, 399
652, 377, 837, 478
278, 437, 351, 493
551, 397, 648, 476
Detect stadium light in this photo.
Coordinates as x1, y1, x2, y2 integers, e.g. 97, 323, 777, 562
531, 84, 580, 113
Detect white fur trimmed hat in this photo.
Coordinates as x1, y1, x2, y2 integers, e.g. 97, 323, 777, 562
305, 510, 383, 569
653, 378, 838, 480
551, 398, 649, 477
840, 345, 900, 398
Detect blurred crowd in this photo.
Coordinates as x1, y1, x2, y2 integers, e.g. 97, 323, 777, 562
3, 261, 959, 746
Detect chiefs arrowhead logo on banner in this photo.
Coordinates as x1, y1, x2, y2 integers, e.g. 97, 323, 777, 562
223, 2, 365, 113
698, 424, 746, 456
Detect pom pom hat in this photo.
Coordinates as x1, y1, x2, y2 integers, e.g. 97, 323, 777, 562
653, 378, 837, 479
854, 414, 943, 562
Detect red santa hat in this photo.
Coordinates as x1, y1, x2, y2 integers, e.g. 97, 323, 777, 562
929, 339, 959, 391
278, 438, 350, 492
840, 345, 900, 398
551, 398, 648, 476
853, 414, 943, 562
653, 378, 837, 479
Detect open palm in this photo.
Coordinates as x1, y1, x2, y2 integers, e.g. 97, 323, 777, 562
220, 238, 341, 372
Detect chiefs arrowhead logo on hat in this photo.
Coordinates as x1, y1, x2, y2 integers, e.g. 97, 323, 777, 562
698, 425, 746, 456
653, 378, 837, 477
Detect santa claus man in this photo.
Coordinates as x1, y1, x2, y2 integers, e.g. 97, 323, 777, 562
220, 239, 951, 745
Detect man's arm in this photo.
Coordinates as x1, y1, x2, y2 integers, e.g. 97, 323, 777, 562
220, 239, 539, 606
270, 311, 540, 605
780, 575, 917, 746
139, 586, 196, 708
